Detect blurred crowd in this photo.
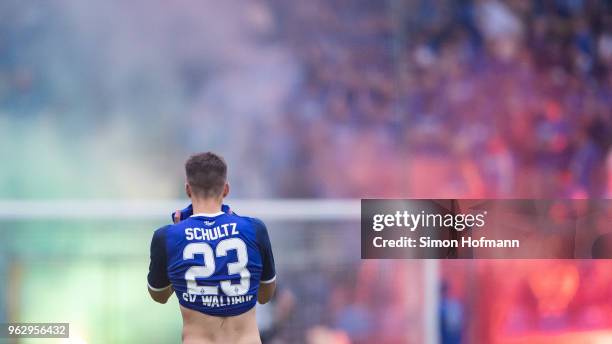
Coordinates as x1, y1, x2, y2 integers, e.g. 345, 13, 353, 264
270, 0, 612, 199
262, 1, 612, 342
1, 0, 610, 199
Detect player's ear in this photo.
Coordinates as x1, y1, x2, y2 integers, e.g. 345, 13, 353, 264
185, 183, 192, 199
222, 183, 229, 198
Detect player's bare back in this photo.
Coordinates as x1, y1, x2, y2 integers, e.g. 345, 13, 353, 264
180, 305, 261, 344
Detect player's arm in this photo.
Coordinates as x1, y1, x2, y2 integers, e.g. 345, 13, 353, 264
254, 218, 276, 304
258, 280, 276, 304
149, 284, 174, 304
147, 226, 173, 304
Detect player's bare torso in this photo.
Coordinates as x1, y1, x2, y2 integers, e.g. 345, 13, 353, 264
180, 305, 261, 344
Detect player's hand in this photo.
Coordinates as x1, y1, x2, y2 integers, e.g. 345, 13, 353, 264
173, 211, 180, 224
172, 204, 193, 224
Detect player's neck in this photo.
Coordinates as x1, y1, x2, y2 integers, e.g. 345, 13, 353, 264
191, 197, 223, 215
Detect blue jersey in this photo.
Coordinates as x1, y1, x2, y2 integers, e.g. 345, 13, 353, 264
147, 206, 276, 316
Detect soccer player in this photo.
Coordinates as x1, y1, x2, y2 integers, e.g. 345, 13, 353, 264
147, 152, 276, 344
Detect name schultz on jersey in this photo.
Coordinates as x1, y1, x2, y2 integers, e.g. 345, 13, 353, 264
185, 223, 239, 241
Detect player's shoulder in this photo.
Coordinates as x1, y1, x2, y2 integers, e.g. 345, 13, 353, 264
161, 220, 195, 240
232, 215, 270, 247
152, 224, 172, 239
228, 213, 267, 231
150, 225, 172, 254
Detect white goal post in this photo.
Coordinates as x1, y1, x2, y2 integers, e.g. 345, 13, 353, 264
0, 199, 360, 221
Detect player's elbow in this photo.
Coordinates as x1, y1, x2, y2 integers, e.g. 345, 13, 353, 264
257, 293, 272, 304
153, 297, 168, 304
148, 287, 172, 304
258, 294, 272, 304
151, 294, 170, 304
257, 281, 276, 304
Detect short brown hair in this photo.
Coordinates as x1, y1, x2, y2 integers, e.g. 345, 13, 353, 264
185, 152, 227, 198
